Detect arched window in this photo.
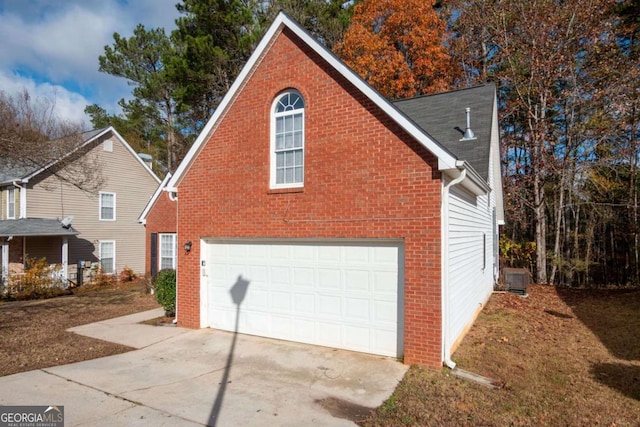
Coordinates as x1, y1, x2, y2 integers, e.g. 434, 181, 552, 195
271, 91, 304, 188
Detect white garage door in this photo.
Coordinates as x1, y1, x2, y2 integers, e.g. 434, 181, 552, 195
203, 240, 403, 357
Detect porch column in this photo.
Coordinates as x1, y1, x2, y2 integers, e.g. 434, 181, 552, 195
1, 238, 8, 284
62, 237, 68, 284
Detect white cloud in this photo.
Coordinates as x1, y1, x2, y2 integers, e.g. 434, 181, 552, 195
0, 0, 179, 123
0, 70, 91, 128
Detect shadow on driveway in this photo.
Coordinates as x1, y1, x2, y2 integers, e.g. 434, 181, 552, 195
208, 275, 250, 427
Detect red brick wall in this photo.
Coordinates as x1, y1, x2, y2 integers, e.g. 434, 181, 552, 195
144, 191, 177, 275
176, 28, 443, 368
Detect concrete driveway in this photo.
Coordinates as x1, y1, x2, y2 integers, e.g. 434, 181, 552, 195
0, 309, 408, 426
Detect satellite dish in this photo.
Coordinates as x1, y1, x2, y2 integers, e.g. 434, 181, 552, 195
61, 215, 74, 229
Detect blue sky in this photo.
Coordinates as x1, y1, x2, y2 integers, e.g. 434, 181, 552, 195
0, 0, 180, 128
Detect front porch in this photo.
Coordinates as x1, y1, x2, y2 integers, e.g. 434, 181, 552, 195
0, 218, 80, 291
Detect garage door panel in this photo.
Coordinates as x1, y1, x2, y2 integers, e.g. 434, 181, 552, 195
345, 297, 370, 320
293, 267, 314, 287
270, 266, 289, 285
345, 325, 371, 350
294, 293, 314, 314
318, 322, 342, 346
375, 300, 397, 323
247, 289, 268, 310
318, 295, 341, 317
206, 240, 403, 357
374, 271, 398, 293
374, 246, 398, 264
346, 246, 370, 263
318, 269, 341, 289
318, 245, 341, 262
270, 291, 291, 312
344, 270, 370, 292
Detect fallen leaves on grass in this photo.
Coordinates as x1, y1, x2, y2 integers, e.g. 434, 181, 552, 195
0, 280, 159, 377
362, 285, 640, 426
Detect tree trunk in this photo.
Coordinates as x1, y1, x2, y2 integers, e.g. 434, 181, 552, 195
534, 168, 548, 284
549, 172, 565, 284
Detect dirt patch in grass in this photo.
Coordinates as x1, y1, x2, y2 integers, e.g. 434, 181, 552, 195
0, 280, 159, 377
363, 285, 640, 426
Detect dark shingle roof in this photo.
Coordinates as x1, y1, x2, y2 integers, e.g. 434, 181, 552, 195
0, 218, 80, 237
0, 128, 109, 184
394, 84, 496, 181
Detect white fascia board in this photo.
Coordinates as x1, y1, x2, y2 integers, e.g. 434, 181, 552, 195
168, 15, 289, 191
168, 12, 459, 191
443, 161, 491, 196
490, 93, 505, 223
139, 172, 172, 223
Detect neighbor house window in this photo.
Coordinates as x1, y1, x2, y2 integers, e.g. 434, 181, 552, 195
7, 187, 15, 219
271, 90, 304, 188
159, 233, 177, 270
99, 192, 116, 220
99, 241, 115, 274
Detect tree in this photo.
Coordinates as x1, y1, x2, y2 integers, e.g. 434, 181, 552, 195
0, 89, 102, 193
335, 0, 457, 99
445, 0, 616, 284
168, 0, 265, 133
264, 0, 356, 50
98, 24, 183, 170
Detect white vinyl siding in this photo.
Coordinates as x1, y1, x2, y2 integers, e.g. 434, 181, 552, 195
99, 240, 115, 274
160, 233, 177, 270
446, 186, 494, 349
99, 192, 116, 221
25, 134, 160, 275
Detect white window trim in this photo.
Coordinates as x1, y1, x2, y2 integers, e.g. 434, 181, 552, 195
7, 187, 15, 219
99, 192, 116, 221
270, 91, 305, 189
99, 240, 116, 275
159, 233, 177, 270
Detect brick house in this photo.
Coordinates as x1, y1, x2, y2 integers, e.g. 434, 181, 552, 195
163, 13, 503, 368
139, 173, 177, 277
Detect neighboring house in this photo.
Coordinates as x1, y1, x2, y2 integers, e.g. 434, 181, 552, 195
138, 173, 177, 277
165, 12, 504, 368
0, 126, 160, 286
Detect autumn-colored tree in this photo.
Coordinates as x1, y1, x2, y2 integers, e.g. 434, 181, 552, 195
335, 0, 457, 99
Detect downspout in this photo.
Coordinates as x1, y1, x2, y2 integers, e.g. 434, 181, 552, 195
173, 191, 179, 325
442, 167, 467, 369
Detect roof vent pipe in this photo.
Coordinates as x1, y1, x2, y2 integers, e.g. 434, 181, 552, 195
461, 107, 476, 141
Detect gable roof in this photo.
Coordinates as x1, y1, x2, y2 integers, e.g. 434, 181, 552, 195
167, 12, 492, 195
138, 172, 173, 224
394, 84, 496, 182
0, 126, 160, 186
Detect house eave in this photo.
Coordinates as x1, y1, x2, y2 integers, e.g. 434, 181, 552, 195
443, 161, 491, 196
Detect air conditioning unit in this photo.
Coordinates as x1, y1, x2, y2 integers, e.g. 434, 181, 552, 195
503, 268, 530, 295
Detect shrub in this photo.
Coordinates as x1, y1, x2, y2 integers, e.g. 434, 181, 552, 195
119, 266, 136, 282
153, 269, 176, 315
6, 256, 67, 300
91, 267, 117, 287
